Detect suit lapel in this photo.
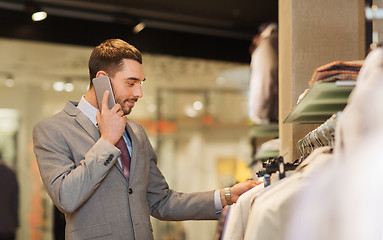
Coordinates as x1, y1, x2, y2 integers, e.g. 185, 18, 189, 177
64, 101, 101, 142
75, 113, 101, 142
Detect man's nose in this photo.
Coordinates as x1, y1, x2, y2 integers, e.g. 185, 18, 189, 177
133, 84, 143, 98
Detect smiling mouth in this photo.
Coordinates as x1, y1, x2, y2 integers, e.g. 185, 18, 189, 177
125, 99, 138, 107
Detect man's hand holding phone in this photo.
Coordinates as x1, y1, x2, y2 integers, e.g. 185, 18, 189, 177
96, 91, 127, 145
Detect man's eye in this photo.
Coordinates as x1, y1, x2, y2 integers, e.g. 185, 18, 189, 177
127, 81, 144, 86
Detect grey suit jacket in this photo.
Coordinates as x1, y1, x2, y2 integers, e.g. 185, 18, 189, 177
33, 101, 218, 240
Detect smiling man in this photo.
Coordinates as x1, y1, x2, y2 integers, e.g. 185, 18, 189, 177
33, 39, 259, 240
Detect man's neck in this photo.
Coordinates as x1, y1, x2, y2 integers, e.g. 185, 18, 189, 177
84, 88, 99, 109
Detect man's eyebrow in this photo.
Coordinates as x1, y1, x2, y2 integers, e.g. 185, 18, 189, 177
127, 77, 146, 81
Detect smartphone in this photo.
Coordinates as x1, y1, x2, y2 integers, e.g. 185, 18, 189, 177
92, 75, 116, 111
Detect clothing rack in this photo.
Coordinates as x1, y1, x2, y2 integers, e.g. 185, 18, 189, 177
296, 112, 339, 159
256, 156, 299, 186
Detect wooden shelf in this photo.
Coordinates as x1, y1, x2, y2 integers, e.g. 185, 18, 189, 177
283, 81, 356, 124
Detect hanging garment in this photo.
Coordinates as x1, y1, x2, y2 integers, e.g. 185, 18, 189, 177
285, 47, 383, 240
243, 147, 333, 240
334, 130, 383, 240
334, 47, 383, 162
249, 23, 279, 124
222, 184, 264, 240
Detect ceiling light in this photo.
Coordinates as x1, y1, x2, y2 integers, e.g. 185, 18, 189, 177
64, 82, 74, 92
184, 105, 197, 118
133, 22, 146, 34
32, 10, 47, 21
193, 101, 203, 111
4, 75, 15, 87
53, 81, 65, 92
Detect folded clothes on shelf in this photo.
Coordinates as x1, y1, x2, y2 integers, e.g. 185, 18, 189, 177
309, 60, 363, 86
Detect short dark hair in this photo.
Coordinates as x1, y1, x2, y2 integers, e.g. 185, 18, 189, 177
88, 39, 142, 86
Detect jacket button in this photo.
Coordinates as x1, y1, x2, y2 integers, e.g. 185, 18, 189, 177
129, 188, 133, 194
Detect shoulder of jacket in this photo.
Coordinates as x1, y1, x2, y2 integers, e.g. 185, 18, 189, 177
34, 102, 77, 129
127, 119, 144, 131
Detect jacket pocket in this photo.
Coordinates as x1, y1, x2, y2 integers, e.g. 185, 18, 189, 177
71, 222, 112, 239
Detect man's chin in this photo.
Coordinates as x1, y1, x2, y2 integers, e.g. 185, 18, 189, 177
123, 107, 132, 115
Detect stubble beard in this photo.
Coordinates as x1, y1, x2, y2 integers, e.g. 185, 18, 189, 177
122, 106, 132, 115
118, 98, 137, 116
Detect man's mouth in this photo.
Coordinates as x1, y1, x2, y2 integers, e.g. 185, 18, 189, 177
125, 99, 138, 107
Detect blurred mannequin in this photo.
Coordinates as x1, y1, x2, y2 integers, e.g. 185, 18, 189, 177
249, 22, 279, 124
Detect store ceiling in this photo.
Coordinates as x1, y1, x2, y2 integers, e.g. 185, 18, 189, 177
0, 0, 278, 62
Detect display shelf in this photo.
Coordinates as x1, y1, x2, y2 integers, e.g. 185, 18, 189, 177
249, 123, 279, 138
254, 149, 279, 160
283, 81, 356, 124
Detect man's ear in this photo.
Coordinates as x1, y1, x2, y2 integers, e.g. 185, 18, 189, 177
95, 71, 108, 78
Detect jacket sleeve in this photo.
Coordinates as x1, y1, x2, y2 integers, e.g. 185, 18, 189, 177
130, 123, 219, 221
33, 118, 121, 213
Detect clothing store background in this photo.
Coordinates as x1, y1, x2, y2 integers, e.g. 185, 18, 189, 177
0, 0, 378, 240
0, 0, 279, 239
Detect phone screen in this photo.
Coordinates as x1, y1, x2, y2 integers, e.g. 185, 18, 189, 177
92, 76, 116, 111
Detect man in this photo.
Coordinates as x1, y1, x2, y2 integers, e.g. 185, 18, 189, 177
0, 154, 19, 240
33, 39, 259, 239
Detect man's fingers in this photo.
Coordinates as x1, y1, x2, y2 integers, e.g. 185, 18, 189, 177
101, 91, 110, 111
111, 103, 123, 113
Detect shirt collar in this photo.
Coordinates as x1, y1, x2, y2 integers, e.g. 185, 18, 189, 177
77, 95, 98, 127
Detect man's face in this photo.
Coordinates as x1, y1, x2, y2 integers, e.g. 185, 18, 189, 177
110, 59, 145, 115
